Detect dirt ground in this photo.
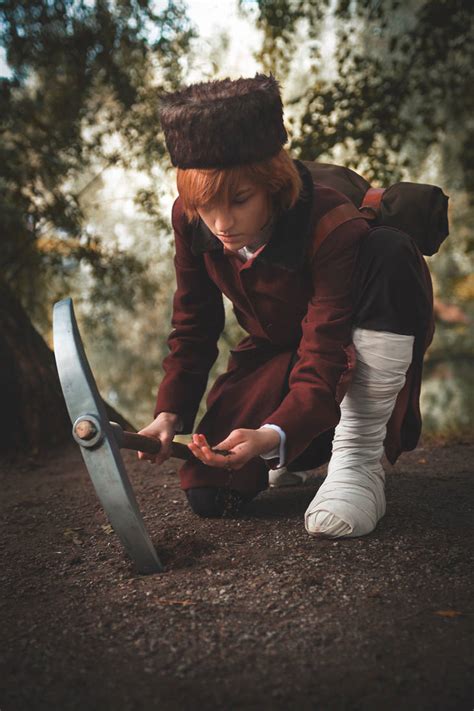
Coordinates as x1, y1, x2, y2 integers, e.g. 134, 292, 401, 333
1, 435, 473, 711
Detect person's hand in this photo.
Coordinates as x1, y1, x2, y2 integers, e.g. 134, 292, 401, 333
137, 412, 180, 466
188, 428, 280, 471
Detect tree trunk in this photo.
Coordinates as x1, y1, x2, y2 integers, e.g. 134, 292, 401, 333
0, 281, 132, 454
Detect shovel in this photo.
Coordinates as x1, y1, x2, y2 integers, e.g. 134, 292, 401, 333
53, 297, 192, 575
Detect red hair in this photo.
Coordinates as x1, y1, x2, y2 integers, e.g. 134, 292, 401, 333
176, 149, 302, 222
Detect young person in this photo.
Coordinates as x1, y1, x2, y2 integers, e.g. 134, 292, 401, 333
137, 74, 433, 538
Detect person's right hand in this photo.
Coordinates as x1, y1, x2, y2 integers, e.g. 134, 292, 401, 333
137, 412, 181, 466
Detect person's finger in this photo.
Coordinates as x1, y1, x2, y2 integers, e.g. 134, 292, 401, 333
214, 429, 248, 451
188, 441, 206, 462
189, 432, 254, 469
192, 433, 204, 449
188, 441, 235, 469
151, 439, 172, 467
193, 433, 235, 460
191, 434, 215, 462
194, 433, 213, 452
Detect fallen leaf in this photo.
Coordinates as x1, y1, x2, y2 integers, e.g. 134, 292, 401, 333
101, 524, 114, 535
434, 609, 463, 618
155, 598, 194, 606
418, 458, 427, 464
63, 528, 84, 545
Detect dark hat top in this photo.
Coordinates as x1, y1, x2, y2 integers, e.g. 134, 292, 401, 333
159, 73, 288, 169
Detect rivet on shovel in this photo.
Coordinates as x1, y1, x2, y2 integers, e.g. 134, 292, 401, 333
72, 415, 103, 448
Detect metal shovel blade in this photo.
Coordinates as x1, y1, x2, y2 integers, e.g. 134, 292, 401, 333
53, 297, 163, 574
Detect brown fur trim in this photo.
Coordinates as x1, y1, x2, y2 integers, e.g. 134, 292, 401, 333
159, 74, 288, 168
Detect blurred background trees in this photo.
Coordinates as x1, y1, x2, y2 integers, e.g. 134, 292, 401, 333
1, 0, 194, 315
1, 0, 472, 451
0, 0, 194, 449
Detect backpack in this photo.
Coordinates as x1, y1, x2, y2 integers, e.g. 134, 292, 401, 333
303, 161, 449, 257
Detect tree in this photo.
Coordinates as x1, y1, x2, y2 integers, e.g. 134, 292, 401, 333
243, 0, 473, 188
0, 0, 194, 451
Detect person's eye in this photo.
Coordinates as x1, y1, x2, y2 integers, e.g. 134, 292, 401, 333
234, 195, 250, 205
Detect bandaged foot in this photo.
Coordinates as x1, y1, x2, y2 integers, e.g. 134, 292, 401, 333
305, 328, 414, 538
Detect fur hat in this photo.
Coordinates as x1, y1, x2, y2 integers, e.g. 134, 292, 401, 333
159, 73, 288, 169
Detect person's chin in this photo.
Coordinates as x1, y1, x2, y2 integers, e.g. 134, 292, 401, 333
220, 236, 245, 250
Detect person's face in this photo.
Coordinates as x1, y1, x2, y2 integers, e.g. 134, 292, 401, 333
196, 181, 271, 252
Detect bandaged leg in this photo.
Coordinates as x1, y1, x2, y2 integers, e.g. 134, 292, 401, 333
305, 328, 414, 538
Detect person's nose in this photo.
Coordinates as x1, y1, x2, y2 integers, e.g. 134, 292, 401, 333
214, 208, 235, 235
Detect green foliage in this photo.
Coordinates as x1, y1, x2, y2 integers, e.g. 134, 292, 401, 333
244, 0, 474, 196
239, 0, 328, 77
0, 0, 195, 324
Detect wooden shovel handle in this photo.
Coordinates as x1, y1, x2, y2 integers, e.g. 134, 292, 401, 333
124, 431, 192, 460
110, 423, 193, 461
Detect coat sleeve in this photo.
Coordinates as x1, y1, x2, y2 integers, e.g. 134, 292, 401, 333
262, 217, 369, 465
154, 197, 225, 432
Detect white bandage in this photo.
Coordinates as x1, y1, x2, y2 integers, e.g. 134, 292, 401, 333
305, 328, 414, 538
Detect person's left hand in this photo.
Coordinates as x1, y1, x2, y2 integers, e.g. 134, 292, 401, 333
188, 428, 280, 470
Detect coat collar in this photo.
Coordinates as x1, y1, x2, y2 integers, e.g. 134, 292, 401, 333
190, 159, 315, 271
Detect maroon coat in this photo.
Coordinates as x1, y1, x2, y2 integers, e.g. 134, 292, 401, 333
155, 161, 434, 494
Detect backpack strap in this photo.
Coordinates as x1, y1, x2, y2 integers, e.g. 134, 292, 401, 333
309, 202, 367, 262
360, 187, 386, 217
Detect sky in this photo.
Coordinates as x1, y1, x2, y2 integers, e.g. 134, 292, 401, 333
184, 0, 262, 79
0, 0, 261, 79
0, 46, 10, 78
